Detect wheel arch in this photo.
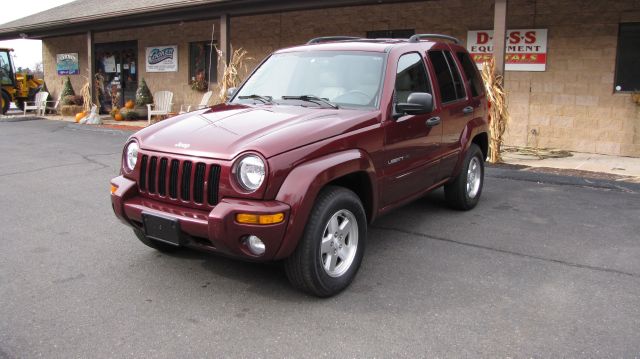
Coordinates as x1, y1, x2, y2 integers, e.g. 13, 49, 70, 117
451, 117, 489, 177
472, 132, 489, 160
326, 171, 374, 223
273, 149, 378, 259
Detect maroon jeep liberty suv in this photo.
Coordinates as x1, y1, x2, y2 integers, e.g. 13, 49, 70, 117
111, 34, 489, 297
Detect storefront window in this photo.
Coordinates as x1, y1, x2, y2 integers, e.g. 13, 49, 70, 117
189, 41, 216, 91
366, 29, 415, 39
614, 23, 640, 92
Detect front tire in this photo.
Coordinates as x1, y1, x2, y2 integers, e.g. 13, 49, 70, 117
444, 143, 484, 210
1, 92, 9, 115
285, 186, 367, 297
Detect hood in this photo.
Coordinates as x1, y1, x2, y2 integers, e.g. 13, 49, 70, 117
134, 104, 379, 160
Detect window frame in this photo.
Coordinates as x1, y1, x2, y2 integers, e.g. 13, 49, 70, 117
614, 22, 640, 93
0, 51, 15, 86
428, 49, 467, 105
456, 51, 485, 98
442, 50, 468, 102
393, 51, 435, 105
188, 41, 217, 88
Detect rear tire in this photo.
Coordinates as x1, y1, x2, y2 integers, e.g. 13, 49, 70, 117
133, 229, 181, 253
284, 186, 366, 297
444, 143, 484, 210
1, 92, 9, 115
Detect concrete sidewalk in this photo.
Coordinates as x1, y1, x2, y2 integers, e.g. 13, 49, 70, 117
2, 108, 147, 129
44, 114, 147, 128
502, 148, 640, 182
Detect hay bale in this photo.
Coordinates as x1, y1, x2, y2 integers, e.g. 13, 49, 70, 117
120, 107, 146, 120
60, 105, 84, 117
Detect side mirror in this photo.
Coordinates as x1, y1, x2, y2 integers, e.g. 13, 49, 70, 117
395, 92, 434, 116
227, 87, 238, 99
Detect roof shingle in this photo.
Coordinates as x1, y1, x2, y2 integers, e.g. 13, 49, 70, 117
0, 0, 227, 32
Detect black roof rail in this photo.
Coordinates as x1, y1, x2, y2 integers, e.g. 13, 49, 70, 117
408, 34, 460, 44
307, 36, 362, 45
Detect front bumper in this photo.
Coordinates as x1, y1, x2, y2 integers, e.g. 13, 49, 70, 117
110, 175, 290, 260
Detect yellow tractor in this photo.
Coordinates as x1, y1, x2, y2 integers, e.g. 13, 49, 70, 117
1, 48, 44, 115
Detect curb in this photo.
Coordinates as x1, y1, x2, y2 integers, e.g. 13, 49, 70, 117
0, 116, 44, 122
486, 164, 640, 193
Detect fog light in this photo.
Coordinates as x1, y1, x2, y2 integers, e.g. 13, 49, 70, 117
246, 235, 266, 255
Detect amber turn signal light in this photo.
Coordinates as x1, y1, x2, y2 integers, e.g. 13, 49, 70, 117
110, 184, 118, 194
236, 213, 284, 225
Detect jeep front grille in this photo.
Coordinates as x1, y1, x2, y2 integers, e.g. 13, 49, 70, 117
139, 154, 221, 207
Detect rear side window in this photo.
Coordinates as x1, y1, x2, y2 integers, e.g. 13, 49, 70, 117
428, 50, 466, 103
457, 52, 485, 97
443, 51, 466, 100
394, 52, 431, 103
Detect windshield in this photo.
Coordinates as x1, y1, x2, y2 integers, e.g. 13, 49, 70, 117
232, 51, 386, 109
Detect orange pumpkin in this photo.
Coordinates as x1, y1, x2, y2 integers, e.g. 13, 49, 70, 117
114, 113, 124, 121
125, 100, 135, 109
75, 112, 86, 123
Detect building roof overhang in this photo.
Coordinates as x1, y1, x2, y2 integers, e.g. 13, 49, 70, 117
0, 0, 419, 41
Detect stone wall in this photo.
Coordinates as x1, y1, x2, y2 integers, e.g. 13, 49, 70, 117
41, 0, 640, 156
94, 19, 221, 110
231, 0, 640, 157
501, 0, 640, 156
42, 34, 87, 103
43, 19, 221, 113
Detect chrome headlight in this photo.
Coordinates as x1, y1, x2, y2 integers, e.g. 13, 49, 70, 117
125, 141, 139, 171
235, 154, 265, 191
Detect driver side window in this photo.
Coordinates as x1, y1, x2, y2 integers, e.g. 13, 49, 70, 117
395, 52, 431, 103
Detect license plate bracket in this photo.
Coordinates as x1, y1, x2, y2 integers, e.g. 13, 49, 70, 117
142, 212, 181, 246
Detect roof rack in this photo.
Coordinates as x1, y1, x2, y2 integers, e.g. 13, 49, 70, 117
307, 36, 362, 45
408, 34, 460, 44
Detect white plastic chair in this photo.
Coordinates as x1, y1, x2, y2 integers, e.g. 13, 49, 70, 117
23, 91, 48, 116
179, 91, 213, 114
147, 91, 173, 124
45, 93, 61, 115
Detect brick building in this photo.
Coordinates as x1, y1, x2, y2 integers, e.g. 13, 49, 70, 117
0, 0, 639, 156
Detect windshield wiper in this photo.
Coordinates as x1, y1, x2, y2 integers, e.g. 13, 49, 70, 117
238, 94, 274, 104
282, 95, 339, 109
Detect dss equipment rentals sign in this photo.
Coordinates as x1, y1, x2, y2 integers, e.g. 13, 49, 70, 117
145, 45, 178, 72
466, 29, 547, 71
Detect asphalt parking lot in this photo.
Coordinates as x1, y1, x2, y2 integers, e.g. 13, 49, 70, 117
1, 119, 639, 357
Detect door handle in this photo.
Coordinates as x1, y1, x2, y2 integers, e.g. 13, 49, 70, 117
426, 116, 441, 127
462, 106, 474, 114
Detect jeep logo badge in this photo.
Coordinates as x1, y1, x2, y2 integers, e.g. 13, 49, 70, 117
174, 142, 190, 149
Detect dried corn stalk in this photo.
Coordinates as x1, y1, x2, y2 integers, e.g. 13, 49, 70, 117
481, 59, 509, 163
80, 80, 92, 113
631, 91, 640, 106
214, 47, 252, 104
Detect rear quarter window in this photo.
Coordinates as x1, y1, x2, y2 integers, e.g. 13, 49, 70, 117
457, 52, 485, 97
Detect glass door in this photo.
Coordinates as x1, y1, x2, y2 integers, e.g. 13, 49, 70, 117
95, 41, 137, 113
